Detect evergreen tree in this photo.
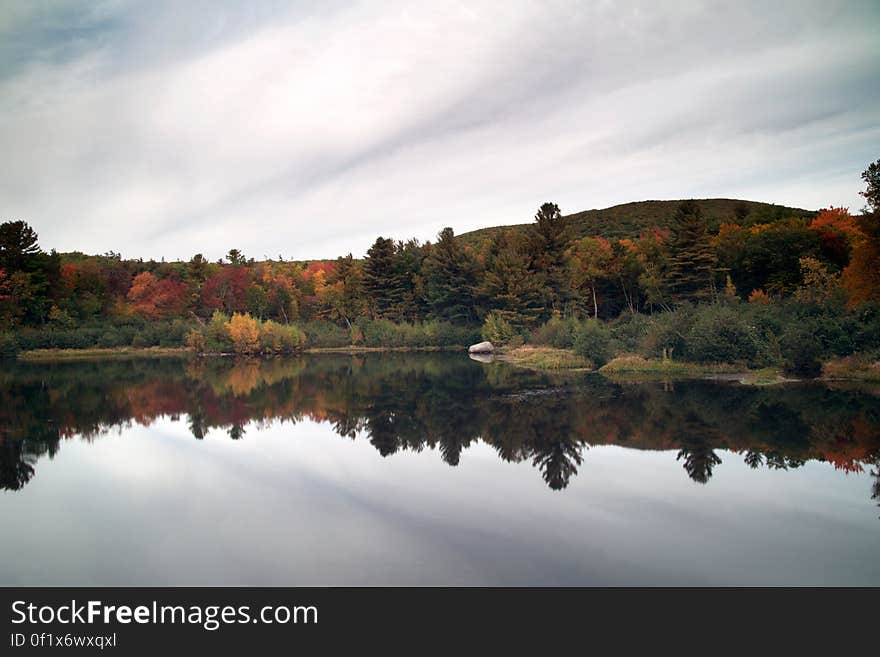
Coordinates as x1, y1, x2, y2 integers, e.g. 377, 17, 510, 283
0, 220, 41, 270
422, 227, 478, 324
393, 239, 427, 321
528, 202, 572, 316
478, 230, 545, 327
363, 236, 405, 319
666, 200, 717, 302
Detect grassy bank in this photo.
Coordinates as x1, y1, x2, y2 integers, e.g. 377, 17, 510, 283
498, 346, 593, 371
305, 345, 464, 354
823, 355, 880, 382
18, 346, 190, 361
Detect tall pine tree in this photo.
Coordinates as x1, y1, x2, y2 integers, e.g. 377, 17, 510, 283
422, 227, 478, 324
666, 200, 717, 302
478, 230, 545, 327
528, 202, 572, 316
363, 237, 404, 319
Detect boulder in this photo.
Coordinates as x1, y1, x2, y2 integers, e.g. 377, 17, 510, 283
468, 341, 494, 354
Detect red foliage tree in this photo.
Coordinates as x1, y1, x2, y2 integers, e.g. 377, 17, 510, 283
201, 265, 251, 315
127, 271, 190, 319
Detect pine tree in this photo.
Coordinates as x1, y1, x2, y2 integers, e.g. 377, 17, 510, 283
422, 227, 477, 323
477, 230, 545, 327
528, 202, 572, 316
363, 237, 404, 319
666, 200, 717, 302
0, 220, 41, 271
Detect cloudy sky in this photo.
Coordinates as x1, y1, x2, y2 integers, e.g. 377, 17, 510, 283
1, 1, 878, 261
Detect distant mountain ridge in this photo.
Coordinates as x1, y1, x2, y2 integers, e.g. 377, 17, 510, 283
457, 198, 816, 247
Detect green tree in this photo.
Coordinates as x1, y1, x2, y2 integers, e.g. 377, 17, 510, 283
666, 200, 717, 302
363, 237, 405, 319
477, 230, 545, 328
860, 157, 880, 212
0, 220, 41, 270
226, 249, 246, 266
528, 202, 572, 315
422, 227, 478, 323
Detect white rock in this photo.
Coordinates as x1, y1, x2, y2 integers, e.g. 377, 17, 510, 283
468, 341, 494, 354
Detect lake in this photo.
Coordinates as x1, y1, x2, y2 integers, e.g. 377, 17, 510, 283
1, 352, 878, 586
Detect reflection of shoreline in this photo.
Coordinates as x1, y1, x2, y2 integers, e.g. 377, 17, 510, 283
2, 354, 879, 495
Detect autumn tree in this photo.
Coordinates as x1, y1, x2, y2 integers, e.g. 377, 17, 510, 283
201, 265, 250, 316
127, 272, 189, 319
842, 159, 880, 307
318, 254, 366, 328
569, 236, 613, 318
226, 312, 260, 354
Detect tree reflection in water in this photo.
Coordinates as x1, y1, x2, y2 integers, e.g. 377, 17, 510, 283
1, 354, 879, 500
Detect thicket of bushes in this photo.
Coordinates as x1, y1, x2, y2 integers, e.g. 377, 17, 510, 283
304, 318, 479, 349
185, 314, 478, 355
9, 318, 198, 351
186, 312, 306, 355
516, 299, 880, 376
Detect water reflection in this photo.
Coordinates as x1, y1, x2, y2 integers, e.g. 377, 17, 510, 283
1, 354, 879, 503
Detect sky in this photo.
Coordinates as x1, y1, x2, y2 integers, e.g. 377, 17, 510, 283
1, 1, 878, 262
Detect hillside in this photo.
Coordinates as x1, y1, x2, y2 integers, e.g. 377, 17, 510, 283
457, 198, 815, 247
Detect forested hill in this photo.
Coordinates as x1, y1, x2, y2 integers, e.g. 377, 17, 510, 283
457, 198, 815, 247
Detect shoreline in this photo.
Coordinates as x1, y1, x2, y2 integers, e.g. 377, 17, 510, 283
12, 344, 880, 385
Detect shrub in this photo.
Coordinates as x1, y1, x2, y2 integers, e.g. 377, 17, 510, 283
259, 320, 305, 354
185, 329, 206, 353
0, 332, 19, 359
97, 329, 126, 348
205, 311, 233, 353
684, 305, 758, 364
641, 308, 693, 360
529, 314, 578, 348
780, 326, 822, 377
481, 311, 516, 346
301, 320, 351, 348
572, 320, 614, 367
609, 313, 652, 353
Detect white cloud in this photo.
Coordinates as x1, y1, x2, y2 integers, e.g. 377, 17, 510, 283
0, 0, 878, 260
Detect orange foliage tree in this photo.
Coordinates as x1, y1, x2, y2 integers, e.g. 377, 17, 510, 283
127, 272, 189, 319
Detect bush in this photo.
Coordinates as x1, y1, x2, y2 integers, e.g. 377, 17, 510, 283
572, 320, 614, 367
301, 320, 351, 348
185, 329, 206, 353
640, 308, 692, 360
609, 313, 652, 353
684, 305, 758, 364
259, 320, 305, 354
529, 314, 578, 348
780, 326, 822, 377
97, 329, 126, 348
0, 332, 19, 359
205, 311, 233, 353
481, 311, 516, 346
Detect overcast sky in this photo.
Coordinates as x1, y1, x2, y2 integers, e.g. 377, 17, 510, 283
1, 1, 878, 261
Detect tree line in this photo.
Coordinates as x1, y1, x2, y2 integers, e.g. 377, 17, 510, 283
1, 160, 878, 349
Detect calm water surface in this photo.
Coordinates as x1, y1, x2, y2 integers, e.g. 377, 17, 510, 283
1, 353, 878, 585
